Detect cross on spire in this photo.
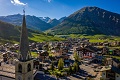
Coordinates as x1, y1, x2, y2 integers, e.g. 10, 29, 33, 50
23, 7, 25, 15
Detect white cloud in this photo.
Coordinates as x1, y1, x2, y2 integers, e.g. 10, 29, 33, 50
48, 0, 52, 3
10, 0, 27, 6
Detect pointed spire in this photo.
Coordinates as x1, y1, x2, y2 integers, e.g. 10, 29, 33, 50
23, 8, 25, 15
19, 10, 31, 61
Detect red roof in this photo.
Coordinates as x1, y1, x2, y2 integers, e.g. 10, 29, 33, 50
83, 56, 92, 58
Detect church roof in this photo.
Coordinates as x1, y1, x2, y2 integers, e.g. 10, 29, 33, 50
0, 76, 15, 80
111, 66, 120, 74
19, 12, 31, 61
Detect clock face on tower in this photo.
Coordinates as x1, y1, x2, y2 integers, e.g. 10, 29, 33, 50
18, 75, 22, 80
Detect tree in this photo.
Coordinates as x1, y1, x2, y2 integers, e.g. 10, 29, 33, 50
43, 43, 49, 51
68, 66, 72, 74
50, 61, 54, 71
73, 62, 79, 72
102, 57, 107, 66
74, 52, 80, 62
58, 58, 64, 70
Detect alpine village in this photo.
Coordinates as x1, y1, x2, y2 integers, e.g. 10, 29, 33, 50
0, 1, 120, 80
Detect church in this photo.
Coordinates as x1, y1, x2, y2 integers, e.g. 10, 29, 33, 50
15, 10, 34, 80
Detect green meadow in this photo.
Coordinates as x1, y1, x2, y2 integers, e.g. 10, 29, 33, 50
29, 33, 65, 42
0, 33, 65, 44
1, 33, 120, 44
57, 34, 120, 43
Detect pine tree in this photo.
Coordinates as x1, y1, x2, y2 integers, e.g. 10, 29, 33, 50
50, 61, 54, 71
73, 62, 79, 72
74, 52, 80, 62
58, 58, 64, 70
68, 66, 72, 74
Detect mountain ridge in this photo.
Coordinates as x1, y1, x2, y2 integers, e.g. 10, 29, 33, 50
0, 20, 42, 43
50, 6, 120, 36
0, 14, 66, 31
0, 14, 52, 31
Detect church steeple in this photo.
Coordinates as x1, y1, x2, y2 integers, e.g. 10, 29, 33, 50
19, 10, 31, 61
15, 10, 33, 80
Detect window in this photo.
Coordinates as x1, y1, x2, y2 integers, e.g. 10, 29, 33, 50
103, 73, 105, 75
18, 64, 22, 73
28, 76, 31, 80
18, 76, 22, 80
27, 63, 31, 72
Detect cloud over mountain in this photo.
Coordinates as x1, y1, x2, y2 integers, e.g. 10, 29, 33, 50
10, 0, 27, 6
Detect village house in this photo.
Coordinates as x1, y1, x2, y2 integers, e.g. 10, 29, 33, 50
92, 51, 103, 64
100, 58, 120, 80
113, 49, 120, 56
76, 45, 98, 59
38, 50, 49, 62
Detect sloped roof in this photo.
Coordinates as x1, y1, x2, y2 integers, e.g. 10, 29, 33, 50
34, 73, 56, 80
111, 66, 120, 74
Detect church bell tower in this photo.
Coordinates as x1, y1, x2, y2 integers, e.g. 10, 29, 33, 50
15, 10, 33, 80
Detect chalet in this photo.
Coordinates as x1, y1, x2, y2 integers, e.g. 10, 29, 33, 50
102, 47, 109, 55
100, 58, 120, 80
76, 46, 98, 59
0, 45, 6, 52
113, 49, 120, 56
38, 50, 49, 62
93, 51, 103, 63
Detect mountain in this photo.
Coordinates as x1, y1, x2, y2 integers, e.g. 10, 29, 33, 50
0, 20, 42, 42
48, 19, 60, 26
0, 14, 52, 31
59, 16, 67, 22
39, 16, 66, 26
0, 20, 64, 43
50, 6, 120, 36
0, 20, 20, 40
39, 17, 51, 23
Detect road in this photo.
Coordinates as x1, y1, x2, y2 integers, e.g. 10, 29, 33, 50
80, 64, 96, 76
80, 64, 101, 80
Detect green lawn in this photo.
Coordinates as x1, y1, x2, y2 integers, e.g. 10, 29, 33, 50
0, 38, 18, 44
89, 39, 106, 43
29, 33, 65, 42
0, 33, 65, 44
31, 51, 38, 58
2, 33, 120, 44
48, 51, 55, 57
109, 47, 120, 49
48, 68, 69, 75
104, 55, 120, 60
56, 34, 120, 43
112, 56, 120, 60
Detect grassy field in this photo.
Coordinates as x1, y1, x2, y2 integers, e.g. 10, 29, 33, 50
1, 33, 120, 44
56, 34, 120, 43
0, 38, 18, 44
104, 55, 120, 60
31, 51, 38, 58
96, 46, 120, 49
0, 33, 65, 44
29, 33, 65, 42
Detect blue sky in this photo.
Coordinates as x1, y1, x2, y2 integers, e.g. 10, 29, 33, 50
0, 0, 120, 19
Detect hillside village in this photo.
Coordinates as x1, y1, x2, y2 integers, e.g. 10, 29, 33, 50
0, 1, 120, 80
0, 38, 120, 80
